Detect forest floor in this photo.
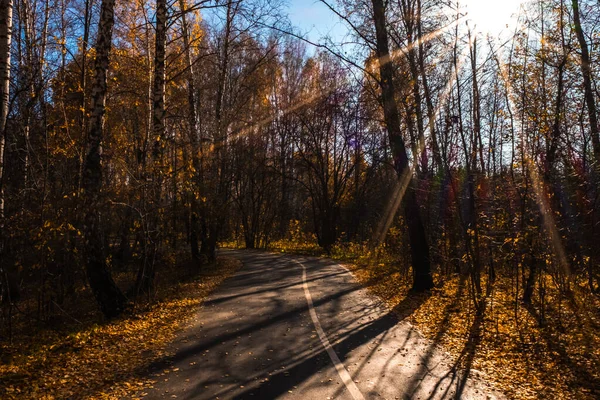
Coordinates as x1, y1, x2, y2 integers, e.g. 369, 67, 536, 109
0, 256, 241, 399
2, 244, 598, 400
259, 241, 600, 400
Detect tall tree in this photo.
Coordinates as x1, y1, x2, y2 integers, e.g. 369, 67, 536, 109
81, 0, 127, 318
136, 0, 168, 294
0, 0, 12, 223
178, 0, 203, 263
571, 0, 600, 162
416, 0, 442, 172
0, 0, 13, 304
371, 0, 434, 291
201, 0, 236, 262
466, 29, 482, 299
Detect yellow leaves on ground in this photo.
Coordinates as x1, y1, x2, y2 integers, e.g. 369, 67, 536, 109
0, 257, 241, 400
264, 240, 600, 400
345, 259, 600, 400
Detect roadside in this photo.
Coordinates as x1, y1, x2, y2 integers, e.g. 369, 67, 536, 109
0, 256, 241, 399
253, 242, 600, 400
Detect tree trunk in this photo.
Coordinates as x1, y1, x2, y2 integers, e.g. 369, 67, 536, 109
416, 0, 442, 172
77, 0, 92, 191
81, 0, 127, 319
468, 33, 482, 298
571, 0, 600, 162
399, 0, 426, 173
0, 0, 11, 307
200, 0, 235, 263
0, 0, 12, 223
179, 0, 202, 264
136, 0, 167, 295
371, 0, 433, 291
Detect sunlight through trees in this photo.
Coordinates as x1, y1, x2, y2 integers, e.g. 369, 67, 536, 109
0, 0, 599, 398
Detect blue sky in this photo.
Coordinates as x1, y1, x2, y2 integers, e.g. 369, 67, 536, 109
286, 0, 349, 45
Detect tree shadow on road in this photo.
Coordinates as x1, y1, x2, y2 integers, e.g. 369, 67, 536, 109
108, 252, 488, 400
220, 290, 430, 400
400, 274, 480, 400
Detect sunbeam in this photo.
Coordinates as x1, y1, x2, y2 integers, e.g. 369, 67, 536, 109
372, 42, 468, 248
493, 40, 571, 279
205, 86, 338, 154
378, 15, 466, 68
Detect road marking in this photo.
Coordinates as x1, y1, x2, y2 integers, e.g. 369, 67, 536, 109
337, 262, 353, 274
297, 260, 365, 400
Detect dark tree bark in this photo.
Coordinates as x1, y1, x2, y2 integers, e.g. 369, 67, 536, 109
136, 0, 167, 295
201, 0, 236, 263
468, 32, 482, 298
371, 0, 433, 291
416, 0, 442, 172
77, 0, 92, 189
571, 0, 600, 162
178, 0, 202, 264
81, 0, 127, 319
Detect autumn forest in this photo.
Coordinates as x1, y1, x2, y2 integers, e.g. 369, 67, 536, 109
0, 0, 599, 398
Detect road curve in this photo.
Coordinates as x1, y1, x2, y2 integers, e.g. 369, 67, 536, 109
140, 250, 504, 400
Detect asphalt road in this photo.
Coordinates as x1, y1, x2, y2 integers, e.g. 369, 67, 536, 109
140, 250, 504, 400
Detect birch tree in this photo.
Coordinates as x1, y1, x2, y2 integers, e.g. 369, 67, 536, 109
0, 0, 13, 304
81, 0, 127, 318
0, 0, 12, 224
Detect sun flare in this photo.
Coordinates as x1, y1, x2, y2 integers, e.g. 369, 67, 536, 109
461, 0, 525, 36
